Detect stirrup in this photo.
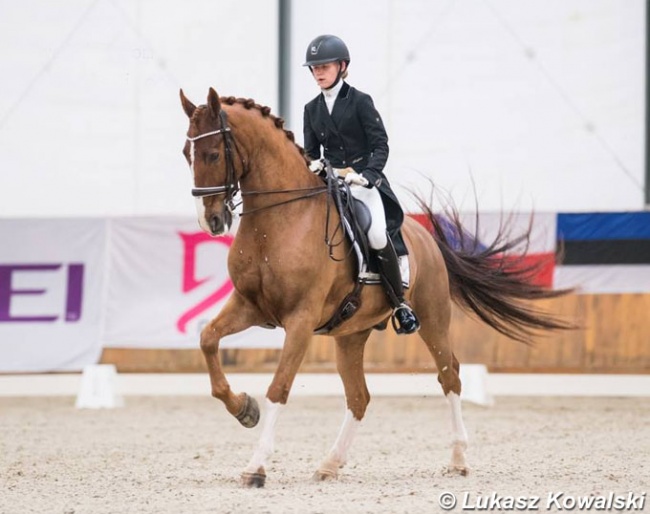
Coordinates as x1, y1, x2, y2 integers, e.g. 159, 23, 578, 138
390, 303, 420, 335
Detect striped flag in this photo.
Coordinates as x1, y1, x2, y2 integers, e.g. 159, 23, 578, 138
554, 212, 650, 294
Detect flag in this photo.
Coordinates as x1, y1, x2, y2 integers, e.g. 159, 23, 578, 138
554, 212, 650, 293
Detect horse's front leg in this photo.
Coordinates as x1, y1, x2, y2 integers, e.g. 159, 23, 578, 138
201, 292, 266, 427
314, 330, 371, 481
241, 316, 315, 488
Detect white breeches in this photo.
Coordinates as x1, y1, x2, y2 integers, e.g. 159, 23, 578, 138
349, 184, 387, 250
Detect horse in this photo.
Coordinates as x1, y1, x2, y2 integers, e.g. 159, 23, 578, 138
179, 87, 572, 487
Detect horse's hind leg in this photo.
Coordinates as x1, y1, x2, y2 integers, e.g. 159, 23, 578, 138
418, 318, 470, 476
314, 329, 372, 481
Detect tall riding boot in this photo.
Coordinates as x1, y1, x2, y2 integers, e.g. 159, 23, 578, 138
375, 240, 421, 334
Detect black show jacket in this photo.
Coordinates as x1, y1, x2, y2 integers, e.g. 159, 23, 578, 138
303, 82, 407, 255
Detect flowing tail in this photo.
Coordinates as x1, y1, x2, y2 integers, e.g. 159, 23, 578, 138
416, 198, 575, 343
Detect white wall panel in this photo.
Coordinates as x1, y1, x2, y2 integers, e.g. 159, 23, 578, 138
291, 0, 645, 212
0, 0, 278, 217
0, 0, 644, 216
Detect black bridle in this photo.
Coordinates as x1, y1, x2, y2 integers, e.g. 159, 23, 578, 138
187, 109, 330, 218
188, 110, 242, 214
186, 109, 349, 259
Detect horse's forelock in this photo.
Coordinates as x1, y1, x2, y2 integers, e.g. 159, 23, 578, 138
189, 105, 209, 125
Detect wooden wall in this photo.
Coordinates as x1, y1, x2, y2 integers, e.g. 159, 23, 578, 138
101, 294, 650, 374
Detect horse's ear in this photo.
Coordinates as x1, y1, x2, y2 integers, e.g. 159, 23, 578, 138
207, 87, 221, 118
180, 89, 196, 118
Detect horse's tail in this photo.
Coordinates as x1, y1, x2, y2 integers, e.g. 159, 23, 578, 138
415, 198, 575, 343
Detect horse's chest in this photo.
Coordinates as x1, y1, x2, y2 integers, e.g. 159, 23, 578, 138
229, 246, 285, 295
228, 229, 316, 307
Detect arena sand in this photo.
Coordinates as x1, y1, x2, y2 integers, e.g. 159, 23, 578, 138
1, 395, 648, 513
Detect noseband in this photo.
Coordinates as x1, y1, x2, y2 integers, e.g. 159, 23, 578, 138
188, 110, 242, 211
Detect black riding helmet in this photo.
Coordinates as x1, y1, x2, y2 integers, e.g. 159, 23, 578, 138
303, 35, 350, 67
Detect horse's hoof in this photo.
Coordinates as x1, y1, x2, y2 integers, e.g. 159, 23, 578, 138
241, 472, 266, 488
312, 468, 338, 481
235, 394, 260, 428
445, 465, 470, 477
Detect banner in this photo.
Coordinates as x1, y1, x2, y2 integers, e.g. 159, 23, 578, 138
409, 212, 557, 287
0, 219, 105, 372
460, 211, 557, 288
102, 217, 286, 349
1, 211, 649, 372
554, 212, 650, 294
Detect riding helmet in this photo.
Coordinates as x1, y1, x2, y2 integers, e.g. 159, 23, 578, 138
303, 35, 350, 67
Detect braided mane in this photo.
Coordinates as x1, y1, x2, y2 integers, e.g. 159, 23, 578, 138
221, 96, 310, 165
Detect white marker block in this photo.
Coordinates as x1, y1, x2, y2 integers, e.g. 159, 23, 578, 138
460, 364, 494, 406
75, 364, 124, 409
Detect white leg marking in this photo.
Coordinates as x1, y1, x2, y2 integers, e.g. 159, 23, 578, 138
447, 391, 468, 444
446, 391, 469, 473
327, 408, 361, 467
244, 399, 282, 474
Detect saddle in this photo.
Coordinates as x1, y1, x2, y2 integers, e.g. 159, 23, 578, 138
314, 170, 409, 334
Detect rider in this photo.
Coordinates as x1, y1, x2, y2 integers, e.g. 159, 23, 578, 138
302, 34, 420, 335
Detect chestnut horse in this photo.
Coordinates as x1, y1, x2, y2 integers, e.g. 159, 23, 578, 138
180, 88, 570, 487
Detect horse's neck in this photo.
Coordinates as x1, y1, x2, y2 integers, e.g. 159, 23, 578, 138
227, 106, 326, 239
238, 154, 324, 234
237, 124, 322, 201
241, 148, 318, 192
235, 152, 325, 243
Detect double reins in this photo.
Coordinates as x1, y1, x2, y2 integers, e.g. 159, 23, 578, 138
186, 112, 349, 258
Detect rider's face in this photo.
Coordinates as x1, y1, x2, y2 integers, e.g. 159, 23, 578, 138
311, 62, 344, 89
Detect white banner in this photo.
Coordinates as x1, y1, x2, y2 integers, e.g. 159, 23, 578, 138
102, 218, 285, 349
0, 219, 105, 372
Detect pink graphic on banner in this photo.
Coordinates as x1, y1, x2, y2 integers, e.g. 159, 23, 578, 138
176, 232, 234, 334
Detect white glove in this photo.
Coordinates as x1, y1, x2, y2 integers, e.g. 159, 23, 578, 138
344, 172, 369, 187
308, 159, 324, 173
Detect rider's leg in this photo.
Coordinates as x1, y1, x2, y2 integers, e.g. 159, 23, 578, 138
374, 239, 420, 334
348, 185, 420, 334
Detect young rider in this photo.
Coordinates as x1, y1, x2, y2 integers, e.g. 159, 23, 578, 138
302, 34, 420, 334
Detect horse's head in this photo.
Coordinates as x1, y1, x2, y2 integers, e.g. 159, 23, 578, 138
180, 87, 241, 236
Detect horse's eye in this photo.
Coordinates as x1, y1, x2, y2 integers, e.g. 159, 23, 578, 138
206, 151, 220, 163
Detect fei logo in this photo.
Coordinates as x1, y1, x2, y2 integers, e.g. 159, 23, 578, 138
0, 263, 84, 323
176, 232, 234, 334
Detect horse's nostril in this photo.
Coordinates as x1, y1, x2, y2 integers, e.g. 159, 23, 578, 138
209, 216, 222, 234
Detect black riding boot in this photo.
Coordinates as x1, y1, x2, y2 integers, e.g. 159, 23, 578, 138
375, 241, 420, 334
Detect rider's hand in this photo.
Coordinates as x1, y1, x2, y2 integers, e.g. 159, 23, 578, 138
344, 172, 369, 187
336, 167, 356, 178
308, 159, 325, 173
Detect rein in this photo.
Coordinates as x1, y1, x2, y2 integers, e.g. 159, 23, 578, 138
238, 186, 327, 216
187, 114, 349, 260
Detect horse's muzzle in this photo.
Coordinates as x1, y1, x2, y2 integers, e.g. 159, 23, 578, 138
208, 209, 232, 236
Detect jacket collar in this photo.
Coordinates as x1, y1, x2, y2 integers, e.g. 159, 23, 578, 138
321, 79, 344, 102
318, 82, 352, 136
330, 82, 351, 123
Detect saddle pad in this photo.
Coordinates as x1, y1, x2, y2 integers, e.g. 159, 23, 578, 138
341, 217, 410, 288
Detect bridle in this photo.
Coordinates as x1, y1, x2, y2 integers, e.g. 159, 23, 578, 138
186, 108, 330, 218
185, 108, 347, 257
188, 110, 242, 214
